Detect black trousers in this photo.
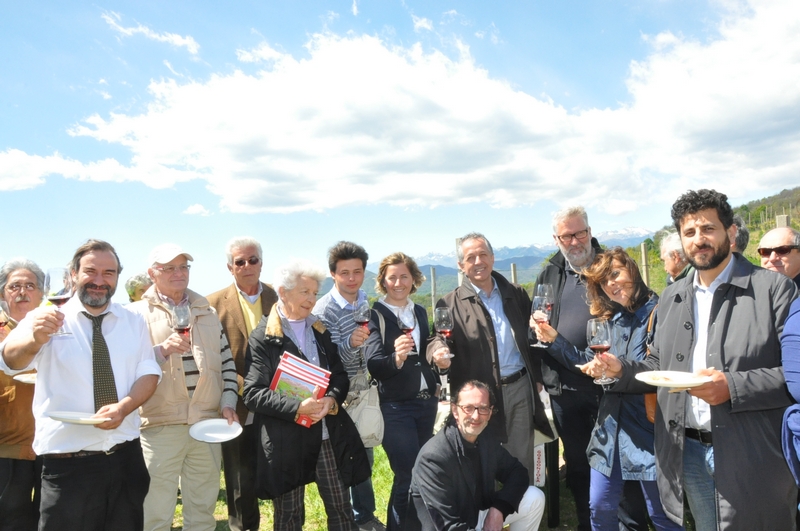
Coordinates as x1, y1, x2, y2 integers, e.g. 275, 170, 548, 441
0, 456, 41, 531
38, 439, 150, 531
221, 421, 261, 531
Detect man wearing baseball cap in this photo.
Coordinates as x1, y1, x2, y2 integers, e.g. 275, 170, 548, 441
130, 243, 239, 531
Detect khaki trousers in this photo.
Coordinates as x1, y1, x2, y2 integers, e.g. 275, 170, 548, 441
141, 424, 222, 531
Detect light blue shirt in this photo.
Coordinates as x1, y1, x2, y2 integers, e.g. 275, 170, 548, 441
472, 279, 525, 377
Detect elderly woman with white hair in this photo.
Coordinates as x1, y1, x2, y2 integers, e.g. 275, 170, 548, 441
243, 259, 369, 531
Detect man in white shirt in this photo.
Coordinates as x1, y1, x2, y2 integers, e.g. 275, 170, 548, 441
592, 190, 798, 530
0, 239, 161, 531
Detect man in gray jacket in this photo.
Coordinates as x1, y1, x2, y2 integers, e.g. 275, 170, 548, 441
590, 189, 798, 530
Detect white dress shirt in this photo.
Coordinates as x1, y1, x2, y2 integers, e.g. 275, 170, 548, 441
687, 255, 736, 430
0, 296, 161, 455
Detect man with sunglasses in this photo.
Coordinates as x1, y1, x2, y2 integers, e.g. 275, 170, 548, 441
207, 237, 278, 531
408, 380, 545, 530
758, 227, 800, 288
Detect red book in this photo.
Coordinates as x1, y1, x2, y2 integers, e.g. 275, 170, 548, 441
269, 352, 331, 428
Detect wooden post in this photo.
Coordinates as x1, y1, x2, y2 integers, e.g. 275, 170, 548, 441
455, 238, 463, 286
430, 266, 437, 310
510, 263, 517, 284
640, 242, 650, 286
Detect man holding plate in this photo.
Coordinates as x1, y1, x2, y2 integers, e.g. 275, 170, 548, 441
0, 240, 161, 531
130, 243, 239, 531
587, 189, 798, 530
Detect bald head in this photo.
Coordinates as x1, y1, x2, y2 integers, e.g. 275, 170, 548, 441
758, 227, 800, 279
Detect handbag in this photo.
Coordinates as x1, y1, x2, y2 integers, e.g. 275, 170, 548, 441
343, 311, 385, 448
644, 305, 658, 423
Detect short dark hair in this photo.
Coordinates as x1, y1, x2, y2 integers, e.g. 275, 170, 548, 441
71, 239, 123, 275
450, 379, 496, 408
671, 189, 734, 232
327, 241, 368, 273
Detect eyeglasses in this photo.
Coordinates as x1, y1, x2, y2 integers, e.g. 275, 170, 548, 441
456, 404, 493, 416
153, 265, 191, 274
6, 283, 39, 292
757, 245, 800, 258
233, 257, 261, 267
555, 229, 589, 244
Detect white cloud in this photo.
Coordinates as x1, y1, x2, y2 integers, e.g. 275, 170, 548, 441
5, 0, 800, 214
102, 12, 200, 55
235, 42, 284, 63
352, 0, 359, 16
412, 15, 433, 32
183, 204, 211, 216
98, 90, 112, 100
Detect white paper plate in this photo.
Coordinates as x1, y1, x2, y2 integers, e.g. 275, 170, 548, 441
47, 411, 112, 425
13, 373, 37, 384
189, 419, 243, 443
635, 371, 712, 388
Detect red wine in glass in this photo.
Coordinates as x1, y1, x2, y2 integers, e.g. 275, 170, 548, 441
174, 326, 191, 337
587, 319, 616, 384
48, 295, 71, 308
354, 317, 370, 329
590, 344, 611, 355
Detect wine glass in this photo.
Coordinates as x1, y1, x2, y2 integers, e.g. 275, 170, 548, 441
172, 305, 192, 339
45, 268, 73, 336
536, 283, 554, 300
397, 310, 420, 365
433, 307, 454, 359
587, 318, 616, 385
531, 284, 554, 347
353, 300, 372, 330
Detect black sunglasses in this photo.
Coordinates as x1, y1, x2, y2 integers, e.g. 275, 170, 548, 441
756, 245, 800, 258
234, 257, 261, 267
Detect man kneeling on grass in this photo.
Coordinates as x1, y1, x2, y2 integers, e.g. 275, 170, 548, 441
407, 380, 545, 531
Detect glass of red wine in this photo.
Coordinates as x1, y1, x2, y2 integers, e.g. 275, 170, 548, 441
353, 300, 371, 330
531, 291, 554, 348
45, 267, 73, 336
397, 310, 420, 365
172, 305, 192, 340
433, 307, 454, 358
587, 318, 616, 385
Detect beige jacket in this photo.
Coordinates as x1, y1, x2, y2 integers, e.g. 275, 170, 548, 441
133, 288, 228, 428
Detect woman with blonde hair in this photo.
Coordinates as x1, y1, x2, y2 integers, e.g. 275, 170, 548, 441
363, 252, 451, 530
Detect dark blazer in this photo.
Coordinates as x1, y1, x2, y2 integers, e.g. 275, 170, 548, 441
243, 306, 369, 499
208, 281, 278, 419
408, 420, 529, 530
364, 302, 439, 403
427, 271, 553, 441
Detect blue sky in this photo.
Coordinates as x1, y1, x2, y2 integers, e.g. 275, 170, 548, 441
2, 0, 799, 300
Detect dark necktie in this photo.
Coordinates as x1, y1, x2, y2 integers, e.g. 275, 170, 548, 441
82, 312, 119, 412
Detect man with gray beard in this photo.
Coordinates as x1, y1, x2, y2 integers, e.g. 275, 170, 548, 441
536, 206, 648, 531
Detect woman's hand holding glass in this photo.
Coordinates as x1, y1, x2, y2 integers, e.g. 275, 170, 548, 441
578, 351, 622, 380
393, 333, 416, 368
